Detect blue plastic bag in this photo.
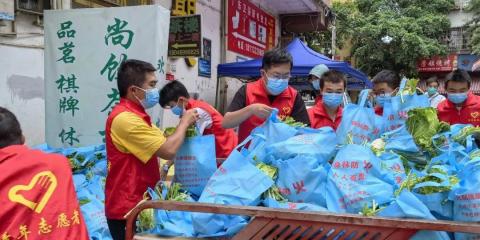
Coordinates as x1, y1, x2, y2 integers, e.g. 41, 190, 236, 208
382, 79, 429, 132
191, 137, 274, 237
378, 152, 407, 188
378, 190, 450, 240
273, 155, 330, 207
384, 125, 420, 153
265, 127, 338, 162
452, 159, 480, 240
250, 109, 298, 161
79, 194, 111, 240
326, 144, 394, 213
142, 187, 195, 237
337, 91, 378, 145
174, 134, 217, 197
86, 175, 106, 202
263, 197, 328, 212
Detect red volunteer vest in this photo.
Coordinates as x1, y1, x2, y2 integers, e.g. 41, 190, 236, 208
0, 145, 89, 240
105, 98, 160, 219
438, 92, 480, 126
308, 98, 343, 130
186, 99, 238, 158
238, 79, 297, 143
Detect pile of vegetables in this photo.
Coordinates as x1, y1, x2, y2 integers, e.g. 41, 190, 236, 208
394, 168, 459, 196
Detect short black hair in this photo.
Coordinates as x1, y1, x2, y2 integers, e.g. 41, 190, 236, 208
159, 80, 190, 108
0, 107, 23, 148
261, 48, 293, 70
372, 70, 400, 89
320, 70, 346, 90
117, 59, 157, 97
426, 76, 439, 85
445, 69, 471, 89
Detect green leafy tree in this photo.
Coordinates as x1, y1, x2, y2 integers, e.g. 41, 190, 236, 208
333, 0, 454, 77
466, 0, 480, 54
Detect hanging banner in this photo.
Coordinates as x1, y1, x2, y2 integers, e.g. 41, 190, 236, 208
44, 5, 170, 148
168, 14, 202, 57
417, 55, 457, 72
227, 0, 276, 58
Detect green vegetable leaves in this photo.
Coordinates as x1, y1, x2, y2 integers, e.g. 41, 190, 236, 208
406, 107, 450, 155
282, 117, 307, 128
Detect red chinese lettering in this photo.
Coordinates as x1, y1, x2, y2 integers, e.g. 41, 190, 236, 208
342, 161, 350, 169
333, 162, 341, 169
292, 181, 306, 194
358, 173, 366, 181
351, 161, 359, 169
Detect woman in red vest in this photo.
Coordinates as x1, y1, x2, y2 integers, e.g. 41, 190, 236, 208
105, 60, 198, 240
0, 107, 89, 240
159, 80, 238, 162
222, 48, 310, 142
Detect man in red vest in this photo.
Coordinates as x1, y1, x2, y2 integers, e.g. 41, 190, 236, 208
308, 70, 346, 130
371, 70, 401, 116
438, 69, 480, 126
159, 80, 238, 163
0, 107, 89, 240
105, 60, 198, 240
222, 48, 310, 142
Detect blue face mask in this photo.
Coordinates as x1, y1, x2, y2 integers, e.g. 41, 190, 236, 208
376, 93, 392, 107
312, 79, 320, 90
266, 77, 289, 95
171, 99, 184, 116
427, 87, 438, 96
136, 87, 159, 109
323, 92, 343, 108
448, 92, 468, 104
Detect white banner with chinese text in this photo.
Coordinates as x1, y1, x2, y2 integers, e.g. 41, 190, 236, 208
45, 5, 170, 147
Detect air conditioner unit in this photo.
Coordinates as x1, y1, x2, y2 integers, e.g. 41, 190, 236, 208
16, 0, 51, 15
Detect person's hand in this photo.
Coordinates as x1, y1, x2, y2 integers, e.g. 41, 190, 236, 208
248, 104, 273, 119
180, 109, 199, 126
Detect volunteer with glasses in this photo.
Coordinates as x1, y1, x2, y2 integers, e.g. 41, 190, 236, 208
222, 48, 310, 142
308, 70, 346, 130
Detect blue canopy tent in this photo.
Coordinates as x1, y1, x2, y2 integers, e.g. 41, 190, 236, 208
217, 38, 372, 89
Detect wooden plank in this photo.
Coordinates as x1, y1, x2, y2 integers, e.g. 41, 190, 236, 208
232, 217, 272, 240
136, 201, 480, 234
384, 229, 417, 240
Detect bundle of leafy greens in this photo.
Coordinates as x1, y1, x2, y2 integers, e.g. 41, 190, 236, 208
282, 116, 307, 128
394, 167, 459, 197
164, 126, 197, 138
359, 200, 385, 217
453, 126, 480, 146
137, 182, 190, 232
397, 78, 420, 96
256, 161, 287, 202
406, 108, 450, 155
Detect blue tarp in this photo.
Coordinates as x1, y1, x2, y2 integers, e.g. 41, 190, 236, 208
218, 38, 372, 88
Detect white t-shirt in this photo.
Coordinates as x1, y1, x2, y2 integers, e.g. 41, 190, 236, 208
194, 107, 213, 134
429, 93, 446, 108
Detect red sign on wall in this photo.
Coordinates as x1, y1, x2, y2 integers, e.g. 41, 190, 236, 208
417, 55, 458, 72
227, 0, 276, 58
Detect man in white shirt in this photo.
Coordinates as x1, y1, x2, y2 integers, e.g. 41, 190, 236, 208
426, 76, 446, 108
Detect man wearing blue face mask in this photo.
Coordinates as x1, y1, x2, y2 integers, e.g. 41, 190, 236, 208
425, 76, 446, 108
371, 70, 401, 116
308, 70, 346, 130
222, 48, 310, 142
308, 64, 329, 102
438, 69, 480, 126
104, 60, 198, 240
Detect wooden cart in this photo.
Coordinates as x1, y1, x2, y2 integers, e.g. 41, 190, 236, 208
125, 200, 480, 240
